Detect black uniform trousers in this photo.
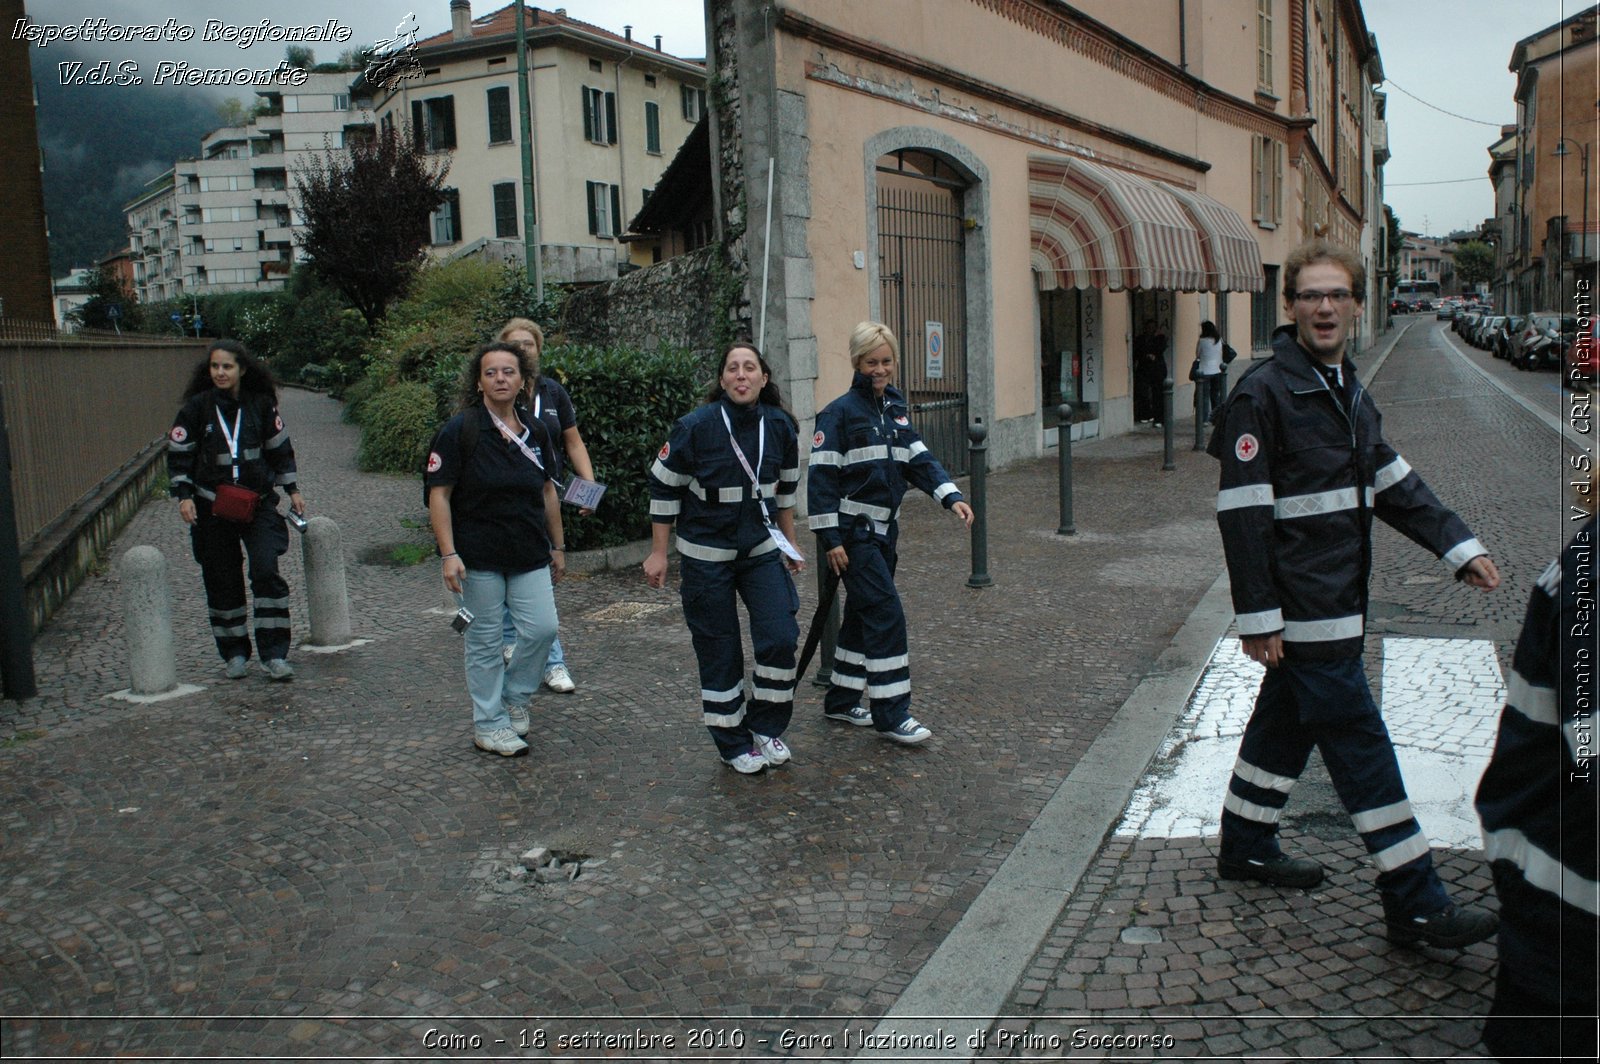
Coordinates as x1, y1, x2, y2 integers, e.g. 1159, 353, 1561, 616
823, 531, 914, 731
680, 551, 799, 759
189, 499, 291, 662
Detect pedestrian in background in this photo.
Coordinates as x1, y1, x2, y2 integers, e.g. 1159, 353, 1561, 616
426, 341, 564, 757
1209, 239, 1502, 949
1476, 481, 1597, 1060
494, 317, 594, 695
807, 321, 974, 745
644, 343, 804, 774
167, 339, 305, 681
1132, 319, 1167, 425
1193, 319, 1225, 425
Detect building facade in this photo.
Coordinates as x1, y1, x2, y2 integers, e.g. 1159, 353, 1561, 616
711, 0, 1386, 467
367, 2, 707, 283
1504, 6, 1598, 314
126, 171, 182, 305
0, 0, 54, 326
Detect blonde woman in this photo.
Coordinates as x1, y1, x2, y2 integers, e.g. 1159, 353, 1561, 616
807, 322, 973, 744
494, 318, 594, 693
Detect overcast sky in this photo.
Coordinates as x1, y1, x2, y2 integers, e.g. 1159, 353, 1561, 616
25, 1, 1590, 237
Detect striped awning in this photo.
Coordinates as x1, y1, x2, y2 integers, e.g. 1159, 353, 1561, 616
1029, 156, 1263, 293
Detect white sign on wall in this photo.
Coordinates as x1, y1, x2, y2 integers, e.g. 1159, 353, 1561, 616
925, 320, 944, 380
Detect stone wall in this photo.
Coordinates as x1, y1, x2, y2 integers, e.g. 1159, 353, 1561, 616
558, 243, 723, 359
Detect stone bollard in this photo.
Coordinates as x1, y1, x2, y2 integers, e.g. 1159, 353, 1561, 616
119, 545, 177, 696
301, 516, 352, 646
966, 420, 993, 588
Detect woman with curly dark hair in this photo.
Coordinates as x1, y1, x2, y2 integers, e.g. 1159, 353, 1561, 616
425, 340, 565, 757
167, 339, 306, 680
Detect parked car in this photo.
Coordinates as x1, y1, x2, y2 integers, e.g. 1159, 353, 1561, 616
1492, 315, 1525, 360
1564, 316, 1598, 389
1436, 303, 1456, 320
1515, 312, 1577, 370
1474, 316, 1506, 350
1390, 299, 1408, 315
1416, 299, 1433, 312
1456, 311, 1482, 339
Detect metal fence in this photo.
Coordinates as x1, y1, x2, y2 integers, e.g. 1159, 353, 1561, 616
2, 335, 201, 551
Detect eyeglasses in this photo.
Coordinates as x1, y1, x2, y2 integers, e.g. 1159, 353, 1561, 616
1291, 289, 1355, 307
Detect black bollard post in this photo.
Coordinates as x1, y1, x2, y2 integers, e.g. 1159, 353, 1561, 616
967, 419, 992, 588
1056, 403, 1076, 536
1193, 375, 1209, 451
1161, 358, 1176, 471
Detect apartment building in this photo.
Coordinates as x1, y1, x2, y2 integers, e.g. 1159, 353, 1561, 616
126, 170, 181, 304
711, 0, 1387, 463
169, 72, 371, 295
1503, 5, 1598, 313
366, 2, 707, 282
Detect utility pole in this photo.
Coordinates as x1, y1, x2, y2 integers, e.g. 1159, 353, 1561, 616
516, 1, 543, 302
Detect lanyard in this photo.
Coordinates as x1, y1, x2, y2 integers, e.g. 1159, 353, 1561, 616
486, 408, 544, 471
720, 406, 771, 524
215, 405, 243, 481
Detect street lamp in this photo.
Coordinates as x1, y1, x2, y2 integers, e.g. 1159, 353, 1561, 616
1554, 137, 1591, 297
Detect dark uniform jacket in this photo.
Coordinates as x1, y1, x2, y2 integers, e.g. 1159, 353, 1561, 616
167, 389, 297, 503
1208, 325, 1484, 659
648, 397, 800, 562
1475, 516, 1598, 1007
807, 373, 963, 551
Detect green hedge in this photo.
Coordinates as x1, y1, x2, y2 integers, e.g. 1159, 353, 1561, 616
541, 343, 708, 550
355, 381, 437, 474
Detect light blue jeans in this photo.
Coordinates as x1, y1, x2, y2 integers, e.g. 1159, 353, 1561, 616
502, 615, 565, 671
462, 567, 557, 735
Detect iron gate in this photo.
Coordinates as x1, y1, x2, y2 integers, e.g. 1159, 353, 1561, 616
878, 184, 968, 475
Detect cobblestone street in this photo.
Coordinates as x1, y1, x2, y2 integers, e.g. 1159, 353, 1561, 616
0, 317, 1580, 1058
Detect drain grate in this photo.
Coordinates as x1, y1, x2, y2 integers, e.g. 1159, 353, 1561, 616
584, 601, 674, 623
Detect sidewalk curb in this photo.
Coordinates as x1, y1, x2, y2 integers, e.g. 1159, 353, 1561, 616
855, 572, 1238, 1059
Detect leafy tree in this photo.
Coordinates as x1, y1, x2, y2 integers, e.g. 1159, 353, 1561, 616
294, 126, 450, 329
1453, 240, 1494, 289
66, 267, 138, 331
216, 97, 251, 127
284, 45, 315, 70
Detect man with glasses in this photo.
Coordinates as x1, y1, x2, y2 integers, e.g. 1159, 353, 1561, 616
1207, 240, 1502, 949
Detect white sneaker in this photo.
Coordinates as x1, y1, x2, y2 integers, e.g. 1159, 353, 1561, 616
474, 727, 529, 756
501, 645, 514, 666
224, 656, 249, 680
508, 703, 530, 737
752, 733, 791, 766
262, 659, 294, 682
543, 664, 575, 693
725, 748, 767, 774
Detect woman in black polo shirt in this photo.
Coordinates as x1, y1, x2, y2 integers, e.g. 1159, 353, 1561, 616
426, 341, 566, 757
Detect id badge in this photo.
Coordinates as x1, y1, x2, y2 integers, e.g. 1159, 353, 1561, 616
766, 524, 804, 563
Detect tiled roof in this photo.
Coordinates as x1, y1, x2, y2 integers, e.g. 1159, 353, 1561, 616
414, 3, 703, 64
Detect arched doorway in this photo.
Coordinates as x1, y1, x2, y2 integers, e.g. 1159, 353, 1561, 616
875, 148, 970, 473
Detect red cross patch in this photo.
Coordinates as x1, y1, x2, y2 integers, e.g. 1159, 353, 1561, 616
274, 414, 284, 432
658, 442, 670, 461
169, 425, 187, 443
812, 430, 825, 448
1234, 433, 1260, 462
894, 415, 909, 426
426, 451, 443, 473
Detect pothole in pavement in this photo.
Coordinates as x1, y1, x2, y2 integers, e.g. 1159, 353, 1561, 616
583, 601, 674, 623
468, 845, 605, 902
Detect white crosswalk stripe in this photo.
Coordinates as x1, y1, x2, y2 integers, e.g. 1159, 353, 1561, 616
1115, 636, 1504, 847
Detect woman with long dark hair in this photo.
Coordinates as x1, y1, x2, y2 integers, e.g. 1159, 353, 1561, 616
644, 342, 804, 773
167, 339, 305, 680
425, 340, 565, 757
